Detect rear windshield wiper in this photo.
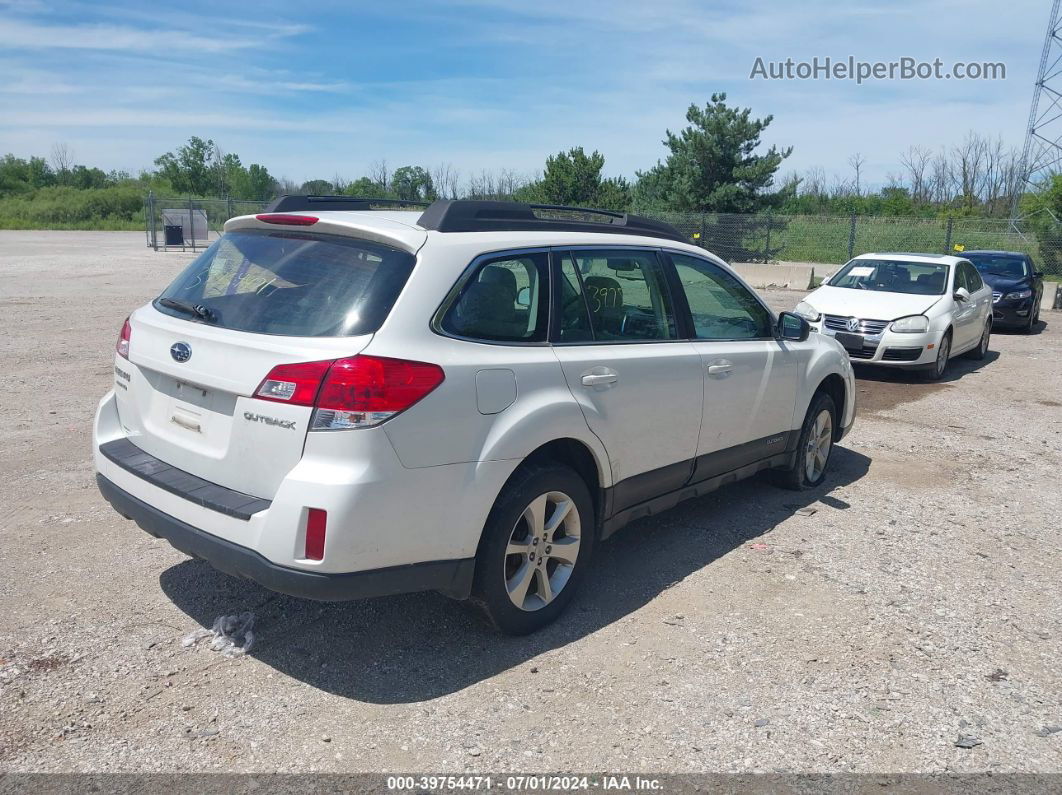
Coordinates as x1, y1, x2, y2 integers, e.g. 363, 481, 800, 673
158, 297, 216, 322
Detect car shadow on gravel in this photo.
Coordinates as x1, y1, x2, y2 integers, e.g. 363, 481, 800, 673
159, 447, 871, 704
994, 318, 1047, 335
851, 350, 1000, 416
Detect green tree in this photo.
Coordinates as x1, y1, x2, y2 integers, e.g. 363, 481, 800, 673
343, 176, 387, 197
390, 166, 436, 201
536, 147, 631, 210
300, 179, 334, 194
154, 136, 215, 195
0, 155, 57, 195
212, 152, 244, 197
69, 165, 109, 190
635, 93, 792, 213
27, 157, 56, 189
1020, 176, 1062, 273
242, 164, 277, 201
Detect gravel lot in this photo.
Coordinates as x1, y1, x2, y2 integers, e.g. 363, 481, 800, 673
1, 230, 1060, 774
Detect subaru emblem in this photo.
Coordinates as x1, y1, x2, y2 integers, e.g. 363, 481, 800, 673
845, 317, 860, 333
170, 342, 192, 363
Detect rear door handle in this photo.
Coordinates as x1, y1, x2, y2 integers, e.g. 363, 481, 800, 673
706, 360, 733, 377
581, 369, 618, 387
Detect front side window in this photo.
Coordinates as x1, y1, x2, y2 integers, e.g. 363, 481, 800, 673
568, 249, 677, 342
439, 252, 549, 342
962, 262, 984, 292
155, 229, 415, 336
670, 253, 772, 339
954, 263, 969, 292
828, 258, 949, 296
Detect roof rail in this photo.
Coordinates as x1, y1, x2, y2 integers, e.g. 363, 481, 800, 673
263, 195, 431, 213
417, 200, 688, 243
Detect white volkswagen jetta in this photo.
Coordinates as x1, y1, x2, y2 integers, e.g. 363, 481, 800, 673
792, 253, 993, 381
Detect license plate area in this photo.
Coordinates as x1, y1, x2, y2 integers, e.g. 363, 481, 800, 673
834, 331, 866, 352
168, 381, 214, 435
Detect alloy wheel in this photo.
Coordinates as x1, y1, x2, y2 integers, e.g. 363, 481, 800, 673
504, 491, 581, 612
804, 409, 833, 483
935, 335, 951, 377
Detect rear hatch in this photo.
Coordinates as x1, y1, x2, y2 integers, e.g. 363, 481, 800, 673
115, 226, 418, 499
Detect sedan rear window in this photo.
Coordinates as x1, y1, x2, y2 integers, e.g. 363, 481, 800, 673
154, 230, 415, 337
828, 258, 948, 295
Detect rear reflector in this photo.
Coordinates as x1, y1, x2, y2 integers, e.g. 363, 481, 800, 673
305, 508, 326, 561
255, 213, 318, 226
116, 317, 131, 359
253, 355, 445, 430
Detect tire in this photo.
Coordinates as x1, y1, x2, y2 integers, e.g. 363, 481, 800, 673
1019, 299, 1036, 333
922, 330, 952, 381
966, 320, 991, 359
469, 463, 595, 635
772, 392, 837, 491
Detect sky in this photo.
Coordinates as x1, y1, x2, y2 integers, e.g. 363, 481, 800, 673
0, 0, 1048, 190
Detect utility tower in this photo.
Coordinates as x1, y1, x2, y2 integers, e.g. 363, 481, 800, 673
1014, 0, 1062, 220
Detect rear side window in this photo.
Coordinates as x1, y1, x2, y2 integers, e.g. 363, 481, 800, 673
568, 249, 678, 342
439, 252, 549, 342
155, 230, 415, 337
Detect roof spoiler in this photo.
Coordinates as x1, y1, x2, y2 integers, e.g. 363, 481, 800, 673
263, 195, 431, 212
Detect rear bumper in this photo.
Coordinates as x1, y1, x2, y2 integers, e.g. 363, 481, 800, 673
97, 473, 474, 601
94, 388, 513, 582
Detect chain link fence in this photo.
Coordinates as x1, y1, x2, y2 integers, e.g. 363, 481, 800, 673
144, 195, 268, 251
142, 194, 1062, 276
666, 212, 1059, 274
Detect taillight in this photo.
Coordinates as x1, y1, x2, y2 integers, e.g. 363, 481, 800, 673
253, 355, 444, 430
116, 317, 131, 359
255, 213, 318, 226
305, 508, 326, 561
254, 359, 333, 406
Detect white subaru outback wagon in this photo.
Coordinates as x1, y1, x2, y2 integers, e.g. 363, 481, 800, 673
95, 197, 856, 634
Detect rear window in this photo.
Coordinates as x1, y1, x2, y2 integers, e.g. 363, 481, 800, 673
154, 230, 415, 337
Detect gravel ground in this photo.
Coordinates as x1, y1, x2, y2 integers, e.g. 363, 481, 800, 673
1, 230, 1060, 774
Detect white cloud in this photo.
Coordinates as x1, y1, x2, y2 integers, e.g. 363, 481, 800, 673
0, 0, 1044, 187
0, 17, 307, 53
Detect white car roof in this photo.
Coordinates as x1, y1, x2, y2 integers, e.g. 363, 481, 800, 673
225, 209, 710, 259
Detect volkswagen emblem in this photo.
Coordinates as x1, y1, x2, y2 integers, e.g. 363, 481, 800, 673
845, 317, 860, 333
170, 342, 192, 363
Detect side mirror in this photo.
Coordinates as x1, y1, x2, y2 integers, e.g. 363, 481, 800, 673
953, 287, 971, 303
778, 311, 810, 342
1034, 271, 1044, 279
515, 286, 531, 307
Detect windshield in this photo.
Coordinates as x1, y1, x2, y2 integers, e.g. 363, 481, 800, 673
154, 230, 415, 337
965, 254, 1029, 280
828, 258, 948, 295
